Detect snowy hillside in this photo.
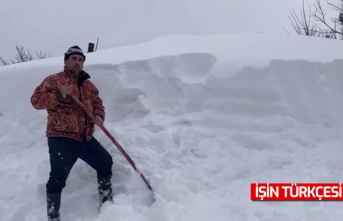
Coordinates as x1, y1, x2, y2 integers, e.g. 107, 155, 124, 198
1, 34, 343, 221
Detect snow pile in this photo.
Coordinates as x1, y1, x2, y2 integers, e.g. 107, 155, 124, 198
1, 34, 343, 220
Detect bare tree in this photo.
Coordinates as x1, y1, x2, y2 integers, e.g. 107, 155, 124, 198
287, 0, 343, 39
313, 0, 343, 38
0, 57, 9, 66
0, 44, 50, 66
286, 1, 318, 36
35, 50, 50, 59
12, 45, 34, 64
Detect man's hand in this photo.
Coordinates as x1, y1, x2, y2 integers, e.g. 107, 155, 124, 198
93, 115, 103, 126
59, 85, 73, 99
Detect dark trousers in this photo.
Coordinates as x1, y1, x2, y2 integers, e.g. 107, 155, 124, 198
46, 137, 113, 193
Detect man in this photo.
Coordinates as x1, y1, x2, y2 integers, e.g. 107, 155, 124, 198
31, 46, 113, 221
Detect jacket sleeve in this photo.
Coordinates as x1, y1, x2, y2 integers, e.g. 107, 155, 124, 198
92, 86, 105, 121
30, 76, 61, 110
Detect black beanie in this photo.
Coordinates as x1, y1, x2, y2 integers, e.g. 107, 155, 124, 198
64, 45, 86, 61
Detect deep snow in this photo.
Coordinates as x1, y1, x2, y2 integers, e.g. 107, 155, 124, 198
1, 34, 343, 220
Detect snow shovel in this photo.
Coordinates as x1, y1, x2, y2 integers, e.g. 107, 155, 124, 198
70, 95, 155, 200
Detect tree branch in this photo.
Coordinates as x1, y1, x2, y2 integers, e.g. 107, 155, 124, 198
313, 0, 343, 35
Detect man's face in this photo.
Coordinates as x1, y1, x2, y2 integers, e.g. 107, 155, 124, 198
64, 54, 84, 76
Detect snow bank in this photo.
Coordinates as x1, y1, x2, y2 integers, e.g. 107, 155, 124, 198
1, 34, 343, 220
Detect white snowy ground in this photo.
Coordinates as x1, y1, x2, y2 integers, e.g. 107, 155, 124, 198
1, 34, 343, 221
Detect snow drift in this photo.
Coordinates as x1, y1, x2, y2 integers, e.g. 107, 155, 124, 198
1, 34, 343, 220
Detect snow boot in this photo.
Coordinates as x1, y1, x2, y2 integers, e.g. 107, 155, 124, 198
98, 176, 113, 207
47, 192, 61, 221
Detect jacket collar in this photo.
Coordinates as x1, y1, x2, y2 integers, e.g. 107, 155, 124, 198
64, 66, 91, 86
77, 70, 91, 86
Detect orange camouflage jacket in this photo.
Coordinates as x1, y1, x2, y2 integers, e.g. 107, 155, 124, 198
31, 69, 105, 142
